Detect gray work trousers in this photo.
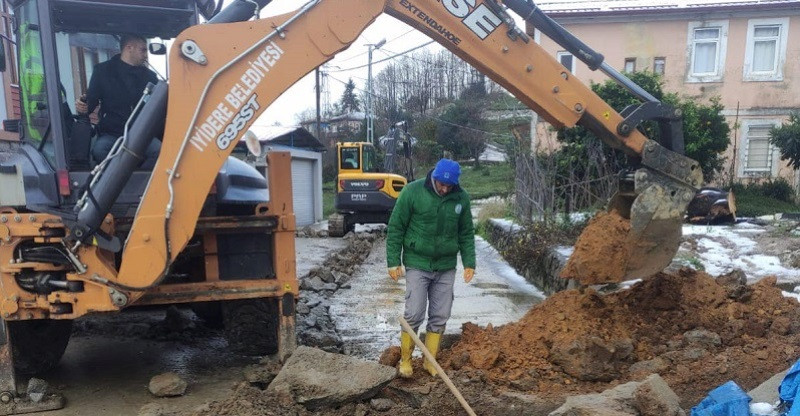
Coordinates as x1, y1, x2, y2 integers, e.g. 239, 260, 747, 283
404, 268, 456, 334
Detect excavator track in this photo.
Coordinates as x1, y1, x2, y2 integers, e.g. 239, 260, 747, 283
328, 213, 347, 238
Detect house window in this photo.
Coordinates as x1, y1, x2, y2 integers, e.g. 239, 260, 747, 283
744, 124, 774, 173
557, 51, 575, 74
686, 20, 728, 82
653, 57, 666, 75
624, 58, 636, 73
743, 18, 789, 81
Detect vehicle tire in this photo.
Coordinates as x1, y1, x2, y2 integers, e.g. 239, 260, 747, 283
222, 298, 279, 356
8, 319, 72, 375
191, 302, 224, 329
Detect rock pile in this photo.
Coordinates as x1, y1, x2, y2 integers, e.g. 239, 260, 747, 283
297, 231, 379, 352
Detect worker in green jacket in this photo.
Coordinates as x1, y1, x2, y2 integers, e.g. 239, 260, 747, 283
386, 158, 476, 378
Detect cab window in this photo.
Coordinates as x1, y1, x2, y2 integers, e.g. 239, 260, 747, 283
18, 1, 53, 164
340, 147, 359, 170
362, 145, 378, 173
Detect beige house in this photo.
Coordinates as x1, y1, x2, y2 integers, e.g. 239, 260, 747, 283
531, 0, 800, 186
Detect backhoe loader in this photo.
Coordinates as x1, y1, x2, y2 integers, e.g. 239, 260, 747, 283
0, 0, 701, 412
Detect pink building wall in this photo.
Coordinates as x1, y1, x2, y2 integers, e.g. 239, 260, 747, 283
532, 6, 800, 187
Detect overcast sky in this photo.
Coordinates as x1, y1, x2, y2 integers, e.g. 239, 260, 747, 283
246, 0, 440, 127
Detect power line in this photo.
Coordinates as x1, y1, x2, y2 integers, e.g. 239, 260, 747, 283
336, 28, 418, 64
328, 41, 436, 72
326, 73, 514, 139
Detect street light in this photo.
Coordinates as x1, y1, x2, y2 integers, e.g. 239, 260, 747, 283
366, 38, 386, 145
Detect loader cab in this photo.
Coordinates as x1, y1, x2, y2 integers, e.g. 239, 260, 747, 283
4, 0, 203, 208
9, 0, 197, 168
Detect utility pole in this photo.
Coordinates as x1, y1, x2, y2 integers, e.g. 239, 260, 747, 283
366, 38, 386, 145
315, 68, 321, 140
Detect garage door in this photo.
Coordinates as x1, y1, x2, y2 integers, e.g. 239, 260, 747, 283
291, 159, 316, 226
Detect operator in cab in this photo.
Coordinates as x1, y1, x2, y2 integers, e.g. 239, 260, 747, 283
75, 34, 160, 168
386, 158, 476, 378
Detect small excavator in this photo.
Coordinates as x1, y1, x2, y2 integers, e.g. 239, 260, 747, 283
0, 0, 701, 412
328, 123, 414, 237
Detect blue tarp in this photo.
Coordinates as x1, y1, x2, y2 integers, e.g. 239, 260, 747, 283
780, 360, 800, 415
691, 381, 751, 416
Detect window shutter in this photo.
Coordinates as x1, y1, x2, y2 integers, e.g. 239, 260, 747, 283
745, 125, 773, 171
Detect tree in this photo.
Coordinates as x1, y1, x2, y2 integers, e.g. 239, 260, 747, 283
435, 92, 487, 167
770, 112, 800, 170
338, 78, 361, 114
557, 71, 729, 183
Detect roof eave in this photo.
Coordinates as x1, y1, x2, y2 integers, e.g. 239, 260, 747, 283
543, 2, 800, 18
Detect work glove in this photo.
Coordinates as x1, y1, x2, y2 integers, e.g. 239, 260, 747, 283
464, 268, 475, 283
388, 265, 405, 281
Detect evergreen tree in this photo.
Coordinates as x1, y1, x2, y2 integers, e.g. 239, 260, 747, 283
339, 79, 361, 114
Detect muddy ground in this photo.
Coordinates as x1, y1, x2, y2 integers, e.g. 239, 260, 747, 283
35, 221, 800, 415
177, 268, 800, 416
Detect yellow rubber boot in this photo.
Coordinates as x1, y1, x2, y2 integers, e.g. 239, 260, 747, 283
398, 331, 414, 378
422, 332, 442, 377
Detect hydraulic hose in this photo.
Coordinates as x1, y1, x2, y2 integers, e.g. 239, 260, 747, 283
503, 0, 658, 103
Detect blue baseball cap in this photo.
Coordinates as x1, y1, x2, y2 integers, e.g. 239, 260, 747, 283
432, 158, 461, 185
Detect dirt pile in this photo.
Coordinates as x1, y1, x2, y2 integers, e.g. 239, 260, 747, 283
560, 210, 630, 284
440, 268, 800, 407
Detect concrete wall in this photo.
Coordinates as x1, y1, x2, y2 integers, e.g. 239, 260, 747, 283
485, 219, 570, 295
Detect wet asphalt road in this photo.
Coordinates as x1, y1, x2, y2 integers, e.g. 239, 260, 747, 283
330, 236, 545, 360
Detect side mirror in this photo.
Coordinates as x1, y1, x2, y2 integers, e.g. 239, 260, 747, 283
243, 130, 262, 157
149, 42, 167, 56
195, 0, 220, 20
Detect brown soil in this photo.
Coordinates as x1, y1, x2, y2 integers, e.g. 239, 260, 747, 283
183, 269, 800, 415
439, 268, 800, 408
560, 211, 630, 284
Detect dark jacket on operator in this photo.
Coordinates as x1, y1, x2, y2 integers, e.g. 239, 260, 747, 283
86, 54, 158, 137
386, 170, 476, 272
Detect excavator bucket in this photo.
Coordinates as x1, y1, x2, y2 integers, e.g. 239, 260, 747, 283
560, 168, 696, 285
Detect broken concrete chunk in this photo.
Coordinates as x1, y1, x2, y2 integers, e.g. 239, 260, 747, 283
300, 276, 326, 292
26, 378, 48, 403
148, 372, 187, 397
549, 381, 639, 416
267, 346, 396, 410
370, 398, 393, 411
633, 374, 686, 416
683, 329, 721, 348
137, 402, 171, 416
629, 357, 668, 378
549, 336, 633, 381
243, 362, 280, 385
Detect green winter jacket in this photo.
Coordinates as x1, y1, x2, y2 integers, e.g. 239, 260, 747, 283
386, 171, 476, 272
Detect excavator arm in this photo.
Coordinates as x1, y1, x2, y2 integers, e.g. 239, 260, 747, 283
78, 0, 702, 299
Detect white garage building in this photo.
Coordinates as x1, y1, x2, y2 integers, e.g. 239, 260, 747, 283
236, 126, 325, 227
